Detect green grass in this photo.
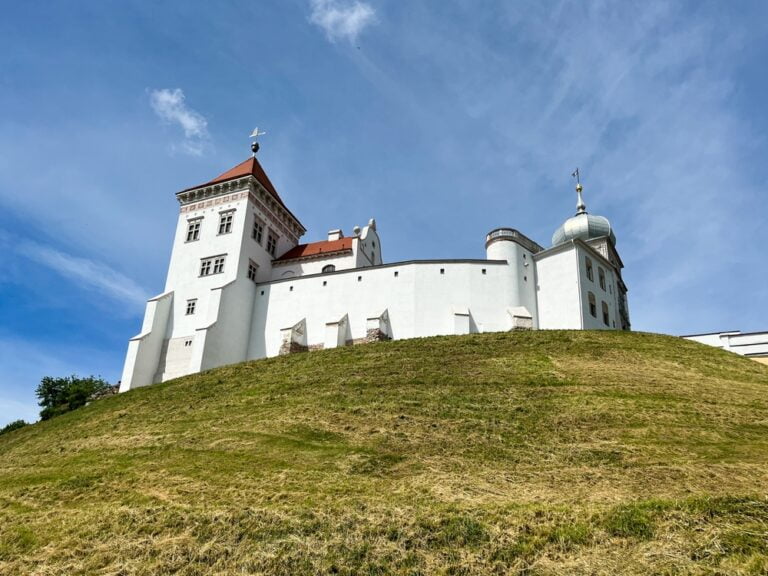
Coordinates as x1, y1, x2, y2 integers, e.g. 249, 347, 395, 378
1, 330, 768, 575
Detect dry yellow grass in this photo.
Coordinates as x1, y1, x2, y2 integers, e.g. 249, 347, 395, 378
1, 331, 767, 575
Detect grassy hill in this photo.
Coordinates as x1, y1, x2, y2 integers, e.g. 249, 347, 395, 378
1, 331, 768, 575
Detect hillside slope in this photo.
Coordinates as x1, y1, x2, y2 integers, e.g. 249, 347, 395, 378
1, 331, 768, 575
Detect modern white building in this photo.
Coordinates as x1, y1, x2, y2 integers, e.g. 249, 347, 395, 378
682, 331, 768, 365
119, 151, 630, 392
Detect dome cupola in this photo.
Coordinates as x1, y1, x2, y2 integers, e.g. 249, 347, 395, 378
551, 172, 615, 247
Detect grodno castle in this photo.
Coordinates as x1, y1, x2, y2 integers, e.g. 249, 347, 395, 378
119, 148, 630, 392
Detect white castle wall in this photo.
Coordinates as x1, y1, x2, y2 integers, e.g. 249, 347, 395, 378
247, 259, 528, 359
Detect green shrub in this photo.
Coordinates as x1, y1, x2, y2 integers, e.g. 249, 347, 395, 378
36, 375, 111, 420
0, 419, 28, 436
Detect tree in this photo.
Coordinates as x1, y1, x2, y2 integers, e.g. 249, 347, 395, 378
36, 375, 111, 420
0, 420, 28, 436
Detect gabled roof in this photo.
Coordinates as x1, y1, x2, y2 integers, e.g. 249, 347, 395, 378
179, 156, 303, 230
274, 238, 353, 263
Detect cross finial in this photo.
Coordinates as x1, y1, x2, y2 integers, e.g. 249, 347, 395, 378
249, 127, 267, 156
572, 168, 587, 215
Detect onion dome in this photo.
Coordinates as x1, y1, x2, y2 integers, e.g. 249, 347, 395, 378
552, 179, 615, 247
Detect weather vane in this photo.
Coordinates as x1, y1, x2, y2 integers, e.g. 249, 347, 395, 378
249, 127, 267, 156
571, 168, 580, 186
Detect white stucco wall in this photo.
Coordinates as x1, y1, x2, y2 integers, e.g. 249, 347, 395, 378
684, 331, 768, 358
271, 252, 357, 279
535, 248, 582, 329
119, 291, 173, 391
574, 245, 619, 330
485, 238, 538, 327
247, 260, 524, 359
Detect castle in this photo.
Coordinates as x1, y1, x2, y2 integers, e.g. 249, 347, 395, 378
119, 149, 630, 392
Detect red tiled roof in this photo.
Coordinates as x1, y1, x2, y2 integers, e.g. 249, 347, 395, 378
180, 156, 304, 230
275, 238, 353, 262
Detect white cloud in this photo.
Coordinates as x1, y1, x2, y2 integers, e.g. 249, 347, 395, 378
309, 0, 376, 43
149, 88, 209, 155
17, 240, 149, 310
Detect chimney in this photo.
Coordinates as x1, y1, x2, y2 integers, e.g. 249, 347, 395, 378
328, 229, 344, 241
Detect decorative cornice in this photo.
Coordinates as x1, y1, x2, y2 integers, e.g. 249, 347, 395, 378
176, 175, 306, 244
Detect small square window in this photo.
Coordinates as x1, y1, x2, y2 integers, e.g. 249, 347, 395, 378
322, 281, 327, 286
247, 260, 258, 282
482, 269, 486, 275
394, 271, 399, 277
260, 290, 265, 296
289, 286, 293, 292
185, 299, 197, 315
440, 268, 445, 275
357, 276, 362, 282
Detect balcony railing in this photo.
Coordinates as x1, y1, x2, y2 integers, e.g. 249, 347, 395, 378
485, 228, 544, 253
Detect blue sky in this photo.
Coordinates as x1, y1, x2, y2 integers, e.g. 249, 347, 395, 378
1, 1, 767, 426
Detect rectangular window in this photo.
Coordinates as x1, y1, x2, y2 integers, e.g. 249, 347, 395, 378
267, 231, 278, 257
252, 219, 264, 244
218, 211, 234, 235
185, 299, 197, 315
602, 301, 610, 326
598, 267, 606, 291
585, 256, 594, 282
186, 219, 201, 242
588, 292, 597, 318
200, 255, 226, 276
247, 260, 258, 282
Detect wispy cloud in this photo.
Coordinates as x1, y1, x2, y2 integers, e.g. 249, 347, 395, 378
17, 240, 149, 309
149, 88, 209, 155
309, 0, 376, 43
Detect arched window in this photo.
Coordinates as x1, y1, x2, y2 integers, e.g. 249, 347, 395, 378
322, 264, 336, 274
598, 267, 606, 290
588, 292, 597, 318
585, 257, 594, 281
602, 301, 610, 326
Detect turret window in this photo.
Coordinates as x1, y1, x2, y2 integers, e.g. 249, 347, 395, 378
585, 257, 594, 281
598, 267, 606, 290
218, 211, 234, 235
186, 218, 201, 242
588, 292, 597, 317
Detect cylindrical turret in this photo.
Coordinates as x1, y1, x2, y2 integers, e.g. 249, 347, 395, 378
485, 228, 541, 327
